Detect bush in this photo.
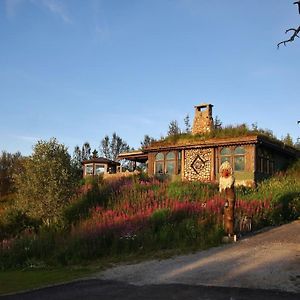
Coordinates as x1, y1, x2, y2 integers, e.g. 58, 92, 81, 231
0, 209, 40, 240
150, 209, 170, 231
0, 151, 23, 198
15, 138, 78, 226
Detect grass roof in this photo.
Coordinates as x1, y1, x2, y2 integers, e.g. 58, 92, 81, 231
149, 124, 279, 148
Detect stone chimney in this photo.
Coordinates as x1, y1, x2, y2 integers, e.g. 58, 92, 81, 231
192, 103, 214, 135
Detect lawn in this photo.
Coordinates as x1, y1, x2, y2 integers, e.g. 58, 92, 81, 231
0, 267, 95, 295
0, 249, 193, 295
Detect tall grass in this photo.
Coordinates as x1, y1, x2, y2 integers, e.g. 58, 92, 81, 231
239, 160, 300, 223
1, 161, 299, 269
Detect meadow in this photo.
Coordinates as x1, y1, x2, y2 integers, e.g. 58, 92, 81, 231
1, 160, 299, 271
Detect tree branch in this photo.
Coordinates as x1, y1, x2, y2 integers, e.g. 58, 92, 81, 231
277, 2, 300, 48
277, 26, 300, 48
294, 1, 300, 14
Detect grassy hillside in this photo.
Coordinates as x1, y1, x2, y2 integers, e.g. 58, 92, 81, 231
0, 160, 299, 270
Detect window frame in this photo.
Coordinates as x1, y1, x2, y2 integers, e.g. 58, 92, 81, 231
257, 147, 274, 175
154, 151, 178, 175
95, 164, 106, 175
165, 151, 176, 175
219, 146, 246, 172
155, 152, 165, 175
85, 164, 94, 176
220, 147, 232, 166
233, 146, 246, 172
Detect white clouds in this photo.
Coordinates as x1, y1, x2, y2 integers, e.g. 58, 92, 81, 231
4, 0, 72, 24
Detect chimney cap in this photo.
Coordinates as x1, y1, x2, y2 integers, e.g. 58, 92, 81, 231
194, 103, 214, 109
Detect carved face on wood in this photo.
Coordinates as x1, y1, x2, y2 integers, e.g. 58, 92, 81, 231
220, 168, 230, 178
219, 161, 235, 192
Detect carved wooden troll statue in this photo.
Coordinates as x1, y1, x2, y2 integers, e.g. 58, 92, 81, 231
219, 161, 236, 236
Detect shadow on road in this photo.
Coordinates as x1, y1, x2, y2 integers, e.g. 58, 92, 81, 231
1, 279, 300, 300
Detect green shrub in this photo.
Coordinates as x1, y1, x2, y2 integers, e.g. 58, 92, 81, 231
0, 209, 40, 240
238, 160, 300, 224
150, 209, 170, 231
15, 138, 78, 226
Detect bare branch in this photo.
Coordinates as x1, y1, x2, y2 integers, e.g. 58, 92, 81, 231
294, 1, 300, 14
286, 28, 300, 34
278, 2, 300, 48
277, 26, 300, 48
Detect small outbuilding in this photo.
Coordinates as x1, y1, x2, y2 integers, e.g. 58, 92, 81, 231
82, 157, 120, 177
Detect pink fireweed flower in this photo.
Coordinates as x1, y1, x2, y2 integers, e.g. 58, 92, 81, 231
0, 238, 15, 251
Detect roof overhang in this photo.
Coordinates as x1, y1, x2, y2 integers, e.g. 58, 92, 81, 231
257, 136, 300, 158
145, 135, 259, 152
82, 158, 120, 165
117, 150, 148, 163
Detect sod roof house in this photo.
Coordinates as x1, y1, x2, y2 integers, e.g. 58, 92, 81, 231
118, 104, 300, 186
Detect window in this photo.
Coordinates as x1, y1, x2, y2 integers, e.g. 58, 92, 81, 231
95, 164, 105, 175
155, 153, 164, 174
257, 149, 264, 173
220, 147, 231, 165
85, 164, 93, 175
219, 146, 246, 172
234, 147, 245, 171
257, 148, 274, 175
154, 151, 180, 175
166, 152, 176, 175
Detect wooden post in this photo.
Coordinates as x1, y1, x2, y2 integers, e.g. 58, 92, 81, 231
219, 161, 236, 237
211, 148, 216, 182
224, 186, 235, 236
181, 150, 185, 180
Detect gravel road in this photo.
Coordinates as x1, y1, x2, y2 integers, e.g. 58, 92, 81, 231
97, 220, 300, 293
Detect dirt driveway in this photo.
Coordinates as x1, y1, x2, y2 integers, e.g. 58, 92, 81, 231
97, 220, 300, 293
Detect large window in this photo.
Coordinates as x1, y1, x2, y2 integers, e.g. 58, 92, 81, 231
85, 164, 93, 175
95, 164, 105, 175
234, 147, 245, 171
166, 152, 176, 175
155, 151, 178, 175
155, 153, 164, 174
220, 147, 231, 165
257, 148, 274, 175
220, 146, 246, 172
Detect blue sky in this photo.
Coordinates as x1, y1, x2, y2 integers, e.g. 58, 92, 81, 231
1, 0, 300, 155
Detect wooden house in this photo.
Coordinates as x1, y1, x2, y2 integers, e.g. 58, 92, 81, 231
118, 104, 299, 186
